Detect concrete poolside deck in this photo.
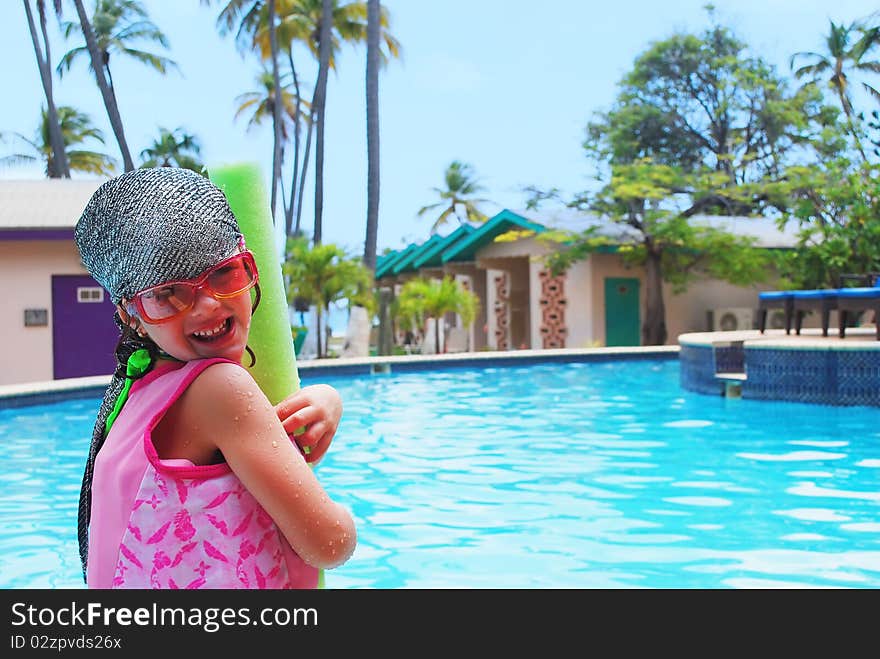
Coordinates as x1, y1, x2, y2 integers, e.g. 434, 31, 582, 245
678, 326, 880, 349
0, 345, 680, 408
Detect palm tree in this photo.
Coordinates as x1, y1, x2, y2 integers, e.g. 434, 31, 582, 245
791, 18, 880, 163
233, 69, 310, 226
363, 0, 380, 273
233, 69, 301, 139
257, 0, 400, 242
417, 161, 491, 234
396, 277, 479, 355
139, 127, 203, 171
62, 0, 179, 172
23, 0, 70, 178
1, 105, 116, 176
282, 235, 372, 358
212, 0, 399, 241
206, 0, 287, 225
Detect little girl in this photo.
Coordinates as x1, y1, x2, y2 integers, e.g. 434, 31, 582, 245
74, 167, 356, 589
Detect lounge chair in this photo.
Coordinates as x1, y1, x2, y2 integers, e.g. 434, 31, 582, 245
790, 289, 837, 337
837, 287, 880, 340
757, 291, 794, 334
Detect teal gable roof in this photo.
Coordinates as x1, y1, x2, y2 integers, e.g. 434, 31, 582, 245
412, 224, 477, 269
441, 209, 546, 263
392, 234, 444, 274
375, 251, 395, 272
376, 242, 419, 279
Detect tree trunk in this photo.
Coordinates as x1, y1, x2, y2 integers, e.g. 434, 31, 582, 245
315, 304, 330, 359
285, 51, 302, 237
837, 88, 869, 165
24, 0, 69, 178
363, 0, 381, 272
72, 0, 134, 171
643, 248, 667, 345
312, 0, 332, 245
294, 108, 314, 237
268, 0, 282, 222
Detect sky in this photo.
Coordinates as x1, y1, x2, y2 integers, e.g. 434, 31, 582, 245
2, 0, 878, 257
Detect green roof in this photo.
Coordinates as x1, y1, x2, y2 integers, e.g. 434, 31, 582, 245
411, 224, 477, 269
441, 209, 546, 263
375, 251, 396, 271
392, 234, 445, 274
375, 242, 419, 279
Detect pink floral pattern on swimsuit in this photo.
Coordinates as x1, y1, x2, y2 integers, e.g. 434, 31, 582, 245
113, 465, 297, 589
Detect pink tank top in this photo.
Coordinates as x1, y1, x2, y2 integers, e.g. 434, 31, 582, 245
87, 358, 319, 589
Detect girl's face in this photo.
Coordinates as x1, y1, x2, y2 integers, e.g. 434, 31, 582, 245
120, 252, 257, 363
137, 287, 253, 363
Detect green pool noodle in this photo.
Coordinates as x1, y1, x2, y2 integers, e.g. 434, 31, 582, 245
208, 163, 300, 404
209, 162, 325, 589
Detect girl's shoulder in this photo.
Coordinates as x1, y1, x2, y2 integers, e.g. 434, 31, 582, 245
182, 359, 267, 413
153, 359, 272, 463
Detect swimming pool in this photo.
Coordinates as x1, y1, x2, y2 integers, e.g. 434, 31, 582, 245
2, 358, 879, 588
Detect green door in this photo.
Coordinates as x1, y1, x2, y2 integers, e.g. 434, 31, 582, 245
604, 277, 640, 346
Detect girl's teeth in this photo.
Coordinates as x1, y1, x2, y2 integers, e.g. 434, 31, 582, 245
193, 321, 226, 337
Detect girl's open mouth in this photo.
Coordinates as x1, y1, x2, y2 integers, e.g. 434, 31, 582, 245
191, 317, 232, 342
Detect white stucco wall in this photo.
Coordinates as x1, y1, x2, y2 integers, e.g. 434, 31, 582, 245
1, 240, 89, 385
557, 259, 594, 348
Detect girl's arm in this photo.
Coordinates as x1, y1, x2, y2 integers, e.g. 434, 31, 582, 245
173, 362, 357, 570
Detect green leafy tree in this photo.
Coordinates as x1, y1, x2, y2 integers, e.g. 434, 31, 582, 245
1, 105, 116, 176
417, 161, 491, 234
282, 235, 373, 357
62, 0, 178, 171
767, 155, 880, 290
527, 21, 830, 345
396, 276, 479, 355
139, 127, 204, 171
791, 18, 880, 163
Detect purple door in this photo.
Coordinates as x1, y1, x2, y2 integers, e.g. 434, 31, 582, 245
52, 275, 118, 379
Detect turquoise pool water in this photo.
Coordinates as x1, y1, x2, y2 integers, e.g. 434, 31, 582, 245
1, 358, 879, 589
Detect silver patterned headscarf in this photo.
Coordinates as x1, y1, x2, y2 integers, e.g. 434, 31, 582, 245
75, 166, 243, 304
73, 167, 244, 582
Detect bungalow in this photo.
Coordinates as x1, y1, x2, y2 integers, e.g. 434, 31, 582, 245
376, 208, 804, 353
0, 179, 115, 386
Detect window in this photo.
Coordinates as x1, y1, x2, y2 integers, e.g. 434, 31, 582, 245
24, 309, 48, 327
77, 287, 104, 303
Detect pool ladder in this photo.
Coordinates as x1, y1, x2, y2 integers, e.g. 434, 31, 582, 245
712, 340, 746, 398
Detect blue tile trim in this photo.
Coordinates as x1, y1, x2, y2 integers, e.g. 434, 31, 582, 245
0, 385, 108, 409
681, 342, 880, 406
679, 345, 723, 396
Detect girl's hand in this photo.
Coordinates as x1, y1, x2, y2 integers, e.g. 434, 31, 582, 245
275, 384, 342, 464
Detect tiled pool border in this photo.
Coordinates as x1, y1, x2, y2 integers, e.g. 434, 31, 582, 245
679, 330, 880, 406
0, 346, 680, 410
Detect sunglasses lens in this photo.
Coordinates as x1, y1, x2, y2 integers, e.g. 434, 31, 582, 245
139, 284, 196, 321
208, 254, 256, 295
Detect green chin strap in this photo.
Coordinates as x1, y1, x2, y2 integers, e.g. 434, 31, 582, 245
104, 348, 153, 435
